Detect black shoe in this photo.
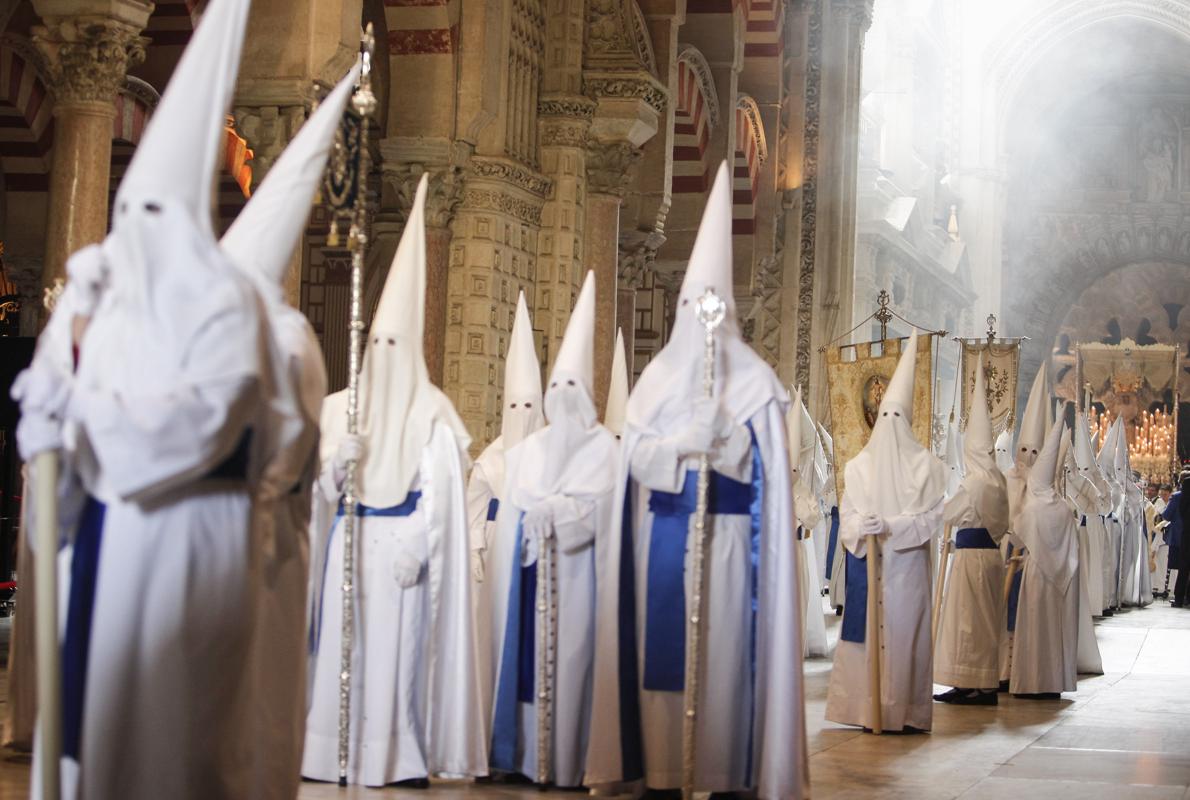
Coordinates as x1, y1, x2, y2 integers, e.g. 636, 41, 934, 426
950, 690, 998, 706
933, 687, 965, 702
835, 606, 843, 617
393, 778, 430, 789
1013, 692, 1061, 700
1103, 608, 1115, 616
997, 680, 1010, 693
643, 790, 683, 800
1172, 602, 1185, 608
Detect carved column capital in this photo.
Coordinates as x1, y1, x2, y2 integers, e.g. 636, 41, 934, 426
829, 0, 874, 30
33, 16, 148, 108
231, 104, 308, 182
586, 139, 644, 197
382, 163, 467, 229
538, 94, 595, 149
617, 230, 664, 288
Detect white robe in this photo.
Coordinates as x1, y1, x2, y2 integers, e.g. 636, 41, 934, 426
1009, 509, 1079, 695
303, 419, 486, 786
933, 488, 1005, 690
585, 401, 809, 800
466, 439, 504, 739
1073, 516, 1103, 675
1103, 513, 1122, 609
800, 529, 829, 658
486, 430, 617, 787
826, 497, 941, 731
1082, 514, 1107, 615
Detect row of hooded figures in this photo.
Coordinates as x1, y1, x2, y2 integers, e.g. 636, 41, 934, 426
6, 1, 1160, 797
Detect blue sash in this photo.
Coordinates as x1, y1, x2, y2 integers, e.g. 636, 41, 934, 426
642, 469, 751, 691
841, 550, 868, 643
491, 513, 527, 772
955, 528, 996, 549
1006, 542, 1023, 633
487, 497, 500, 522
824, 505, 840, 579
308, 492, 422, 655
63, 496, 106, 761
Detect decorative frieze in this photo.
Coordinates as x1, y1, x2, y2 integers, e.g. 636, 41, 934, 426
586, 140, 643, 197
584, 73, 668, 116
470, 157, 551, 198
32, 16, 148, 105
795, 0, 823, 391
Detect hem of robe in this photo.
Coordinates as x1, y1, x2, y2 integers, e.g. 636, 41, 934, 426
1008, 675, 1076, 695
824, 699, 933, 733
932, 664, 1000, 689
301, 732, 427, 788
643, 770, 748, 793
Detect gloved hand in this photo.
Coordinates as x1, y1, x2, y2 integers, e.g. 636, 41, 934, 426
65, 244, 109, 317
860, 513, 885, 538
674, 398, 730, 457
335, 434, 365, 469
12, 364, 72, 459
393, 548, 425, 588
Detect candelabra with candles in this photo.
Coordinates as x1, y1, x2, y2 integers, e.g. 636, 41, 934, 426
1089, 407, 1177, 486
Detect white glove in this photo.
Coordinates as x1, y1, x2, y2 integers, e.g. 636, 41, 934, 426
674, 398, 727, 457
393, 548, 425, 588
65, 244, 109, 317
860, 513, 885, 538
12, 364, 72, 459
336, 434, 365, 466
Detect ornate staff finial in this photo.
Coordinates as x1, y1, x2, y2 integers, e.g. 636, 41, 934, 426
986, 313, 997, 341
875, 289, 892, 341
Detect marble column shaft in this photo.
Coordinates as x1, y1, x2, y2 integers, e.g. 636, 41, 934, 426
585, 189, 622, 416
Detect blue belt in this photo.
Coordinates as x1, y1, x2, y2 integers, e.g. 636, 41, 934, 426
1006, 542, 1023, 632
487, 497, 500, 522
824, 505, 840, 579
310, 492, 422, 654
841, 549, 868, 643
63, 496, 106, 760
642, 469, 751, 691
955, 528, 996, 549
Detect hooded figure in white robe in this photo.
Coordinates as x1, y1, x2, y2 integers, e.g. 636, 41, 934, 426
486, 271, 617, 787
605, 328, 629, 439
19, 2, 293, 796
826, 328, 946, 733
1098, 417, 1125, 611
1010, 421, 1080, 697
1060, 431, 1104, 675
585, 162, 809, 800
303, 175, 486, 786
1071, 412, 1110, 616
995, 429, 1015, 476
789, 387, 829, 657
220, 62, 359, 800
820, 423, 845, 611
467, 291, 544, 729
999, 364, 1048, 683
1115, 430, 1151, 607
934, 355, 1009, 701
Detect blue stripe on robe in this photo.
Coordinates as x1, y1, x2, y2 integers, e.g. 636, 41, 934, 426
841, 549, 868, 643
643, 468, 752, 691
824, 505, 840, 579
308, 492, 422, 655
491, 513, 527, 772
744, 423, 763, 786
63, 496, 106, 761
1006, 542, 1023, 633
487, 497, 500, 522
955, 528, 996, 549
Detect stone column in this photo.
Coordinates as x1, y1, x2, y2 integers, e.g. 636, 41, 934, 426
585, 140, 642, 415
31, 2, 151, 293
379, 137, 467, 387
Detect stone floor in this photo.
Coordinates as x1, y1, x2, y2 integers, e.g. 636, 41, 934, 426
0, 600, 1187, 799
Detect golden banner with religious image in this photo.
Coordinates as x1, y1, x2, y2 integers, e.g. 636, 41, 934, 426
959, 339, 1021, 436
825, 333, 937, 500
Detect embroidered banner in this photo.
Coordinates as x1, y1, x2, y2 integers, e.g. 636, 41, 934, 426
958, 338, 1022, 436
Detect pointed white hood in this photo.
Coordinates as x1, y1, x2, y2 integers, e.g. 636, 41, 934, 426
844, 328, 946, 516
223, 62, 361, 301
501, 290, 544, 449
995, 428, 1015, 474
962, 354, 1009, 538
627, 161, 785, 433
1020, 419, 1079, 590
1015, 363, 1049, 468
321, 174, 469, 506
605, 328, 629, 436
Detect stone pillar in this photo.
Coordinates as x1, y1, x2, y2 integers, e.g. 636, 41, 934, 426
379, 137, 467, 387
585, 140, 642, 415
31, 2, 151, 293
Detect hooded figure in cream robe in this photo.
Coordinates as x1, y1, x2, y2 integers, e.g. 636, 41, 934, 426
1115, 430, 1151, 607
1060, 430, 1104, 675
467, 291, 544, 728
1071, 412, 1110, 617
789, 387, 829, 658
1010, 420, 1080, 697
487, 271, 617, 787
585, 162, 809, 800
303, 176, 485, 786
17, 2, 297, 796
220, 63, 358, 800
933, 355, 1010, 702
1098, 417, 1126, 611
826, 329, 946, 733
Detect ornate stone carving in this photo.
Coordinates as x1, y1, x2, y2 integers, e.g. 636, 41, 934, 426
32, 17, 148, 105
676, 45, 720, 130
232, 104, 307, 180
586, 140, 643, 197
618, 238, 659, 289
120, 74, 158, 109
736, 94, 769, 164
748, 254, 783, 367
538, 95, 597, 120
540, 118, 590, 148
829, 0, 874, 29
584, 74, 668, 116
460, 187, 543, 226
586, 0, 656, 76
796, 0, 823, 391
470, 157, 551, 198
384, 163, 467, 228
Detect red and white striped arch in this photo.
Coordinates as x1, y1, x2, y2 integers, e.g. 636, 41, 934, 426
671, 45, 719, 196
743, 0, 782, 59
732, 94, 766, 235
0, 42, 53, 193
